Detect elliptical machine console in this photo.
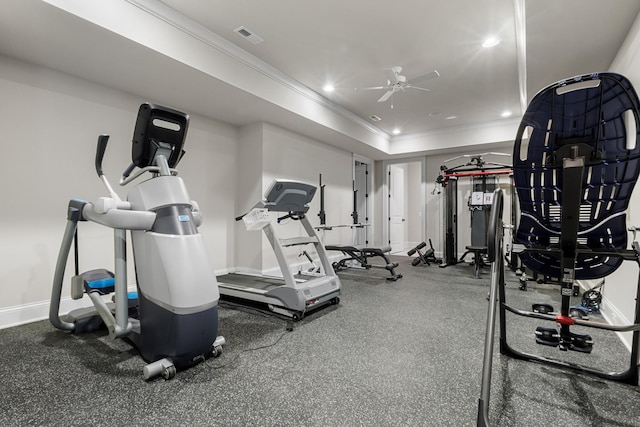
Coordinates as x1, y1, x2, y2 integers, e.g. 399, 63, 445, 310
50, 103, 224, 380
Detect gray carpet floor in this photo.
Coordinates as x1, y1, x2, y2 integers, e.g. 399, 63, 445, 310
1, 256, 639, 426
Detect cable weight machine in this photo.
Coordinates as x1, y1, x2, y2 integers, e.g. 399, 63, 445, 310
435, 153, 512, 278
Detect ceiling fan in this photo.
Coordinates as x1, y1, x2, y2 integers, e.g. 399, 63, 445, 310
363, 66, 440, 103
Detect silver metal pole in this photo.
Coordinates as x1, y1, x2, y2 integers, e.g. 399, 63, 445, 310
49, 220, 77, 331
113, 228, 132, 337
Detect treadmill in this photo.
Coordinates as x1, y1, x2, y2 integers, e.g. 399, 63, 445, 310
217, 180, 341, 320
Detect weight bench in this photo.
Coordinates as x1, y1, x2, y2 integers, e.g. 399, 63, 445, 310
477, 72, 640, 426
459, 245, 487, 279
326, 245, 403, 281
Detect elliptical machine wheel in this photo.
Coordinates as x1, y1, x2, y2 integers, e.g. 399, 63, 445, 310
162, 364, 176, 380
211, 345, 224, 358
143, 357, 176, 381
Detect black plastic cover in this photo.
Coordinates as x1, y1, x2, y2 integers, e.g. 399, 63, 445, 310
132, 103, 189, 168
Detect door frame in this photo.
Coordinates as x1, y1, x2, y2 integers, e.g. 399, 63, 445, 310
388, 164, 406, 253
353, 154, 373, 246
382, 156, 427, 252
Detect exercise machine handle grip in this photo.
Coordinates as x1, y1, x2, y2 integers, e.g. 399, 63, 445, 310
95, 134, 110, 177
486, 188, 504, 263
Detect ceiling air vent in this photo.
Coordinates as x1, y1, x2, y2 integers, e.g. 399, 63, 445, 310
234, 26, 264, 45
369, 115, 382, 122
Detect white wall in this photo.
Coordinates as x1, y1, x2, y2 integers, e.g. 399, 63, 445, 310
179, 109, 238, 273
261, 123, 353, 273
0, 55, 237, 326
407, 161, 423, 246
602, 11, 640, 347
234, 123, 264, 273
372, 160, 385, 247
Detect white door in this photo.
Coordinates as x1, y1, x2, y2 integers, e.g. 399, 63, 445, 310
389, 164, 405, 253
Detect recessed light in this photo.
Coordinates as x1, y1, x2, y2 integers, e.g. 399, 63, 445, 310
369, 115, 382, 122
482, 37, 500, 48
392, 128, 401, 135
445, 115, 457, 120
501, 110, 513, 118
322, 84, 335, 93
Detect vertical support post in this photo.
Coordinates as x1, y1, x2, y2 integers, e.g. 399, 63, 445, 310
351, 180, 358, 225
629, 241, 640, 382
477, 189, 504, 427
443, 176, 458, 266
114, 228, 131, 335
559, 148, 584, 348
318, 174, 326, 226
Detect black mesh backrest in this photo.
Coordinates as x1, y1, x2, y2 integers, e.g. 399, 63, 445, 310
513, 73, 640, 279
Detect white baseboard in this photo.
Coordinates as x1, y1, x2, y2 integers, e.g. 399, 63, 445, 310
1, 267, 236, 330
0, 297, 95, 330
398, 241, 421, 255
574, 280, 632, 352
600, 295, 633, 352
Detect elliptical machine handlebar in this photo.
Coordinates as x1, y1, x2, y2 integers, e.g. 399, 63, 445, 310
95, 134, 109, 177
97, 134, 178, 188
119, 161, 178, 186
93, 134, 122, 202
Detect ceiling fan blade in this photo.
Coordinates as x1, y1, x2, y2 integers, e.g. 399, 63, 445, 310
383, 68, 400, 84
360, 86, 387, 90
406, 85, 430, 92
409, 70, 440, 84
377, 90, 394, 102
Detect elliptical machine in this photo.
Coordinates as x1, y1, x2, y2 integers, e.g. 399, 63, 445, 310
50, 103, 224, 380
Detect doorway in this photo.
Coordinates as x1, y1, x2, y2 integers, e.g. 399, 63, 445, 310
389, 164, 405, 253
354, 160, 370, 246
384, 159, 425, 254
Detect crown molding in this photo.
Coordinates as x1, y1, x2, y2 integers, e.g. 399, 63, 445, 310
125, 0, 389, 140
